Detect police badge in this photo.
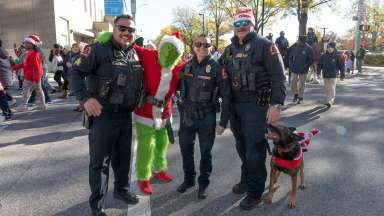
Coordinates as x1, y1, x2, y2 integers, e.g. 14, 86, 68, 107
206, 64, 211, 73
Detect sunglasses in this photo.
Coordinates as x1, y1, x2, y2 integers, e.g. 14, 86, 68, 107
194, 42, 211, 48
233, 20, 251, 28
115, 25, 136, 33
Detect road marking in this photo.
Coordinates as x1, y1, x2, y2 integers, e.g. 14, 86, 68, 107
128, 125, 151, 216
217, 198, 243, 216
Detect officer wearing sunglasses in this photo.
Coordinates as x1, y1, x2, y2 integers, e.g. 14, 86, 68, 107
69, 14, 142, 216
176, 34, 230, 199
217, 7, 286, 210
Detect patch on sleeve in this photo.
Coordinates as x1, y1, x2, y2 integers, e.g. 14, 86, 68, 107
74, 58, 82, 66
270, 44, 279, 55
221, 68, 228, 79
81, 46, 92, 58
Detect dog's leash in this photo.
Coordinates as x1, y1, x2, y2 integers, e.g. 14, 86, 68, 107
265, 125, 272, 155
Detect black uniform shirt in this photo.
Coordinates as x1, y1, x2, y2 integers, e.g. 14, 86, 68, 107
181, 55, 231, 128
69, 40, 138, 105
219, 32, 286, 106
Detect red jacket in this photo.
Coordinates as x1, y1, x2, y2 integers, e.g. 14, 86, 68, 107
133, 44, 184, 128
13, 50, 43, 83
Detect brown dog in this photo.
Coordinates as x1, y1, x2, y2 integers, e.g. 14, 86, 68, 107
265, 124, 318, 209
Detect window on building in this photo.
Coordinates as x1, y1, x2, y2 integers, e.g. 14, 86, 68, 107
84, 0, 87, 12
89, 0, 92, 17
94, 0, 97, 20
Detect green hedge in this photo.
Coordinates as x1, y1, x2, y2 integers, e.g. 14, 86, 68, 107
364, 53, 384, 65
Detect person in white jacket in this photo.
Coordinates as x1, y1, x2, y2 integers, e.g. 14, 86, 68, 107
49, 44, 64, 92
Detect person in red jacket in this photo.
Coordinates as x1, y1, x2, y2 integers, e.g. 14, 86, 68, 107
13, 35, 46, 111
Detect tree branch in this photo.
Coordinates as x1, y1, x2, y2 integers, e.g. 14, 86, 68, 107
234, 0, 248, 7
310, 0, 334, 9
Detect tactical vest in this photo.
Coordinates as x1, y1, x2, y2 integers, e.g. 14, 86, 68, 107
87, 46, 143, 110
226, 42, 271, 104
181, 58, 217, 105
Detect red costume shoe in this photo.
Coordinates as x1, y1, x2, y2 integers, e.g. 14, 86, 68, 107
153, 171, 173, 183
137, 180, 153, 195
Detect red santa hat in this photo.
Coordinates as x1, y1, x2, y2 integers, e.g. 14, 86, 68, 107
234, 7, 255, 26
23, 34, 42, 46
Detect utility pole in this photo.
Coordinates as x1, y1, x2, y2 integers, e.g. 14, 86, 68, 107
320, 27, 328, 38
199, 13, 205, 34
131, 0, 136, 21
355, 0, 366, 54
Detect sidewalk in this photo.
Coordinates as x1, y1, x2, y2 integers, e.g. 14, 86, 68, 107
1, 66, 383, 216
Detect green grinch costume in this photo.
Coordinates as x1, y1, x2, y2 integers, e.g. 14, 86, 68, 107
96, 32, 185, 195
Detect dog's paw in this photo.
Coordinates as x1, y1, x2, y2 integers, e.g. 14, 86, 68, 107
288, 200, 296, 209
299, 184, 306, 190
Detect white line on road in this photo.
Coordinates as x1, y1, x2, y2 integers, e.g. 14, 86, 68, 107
128, 125, 151, 216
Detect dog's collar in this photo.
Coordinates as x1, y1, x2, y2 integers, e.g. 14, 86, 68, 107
272, 148, 303, 170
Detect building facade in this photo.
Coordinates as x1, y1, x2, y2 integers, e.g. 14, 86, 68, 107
0, 0, 112, 51
104, 0, 126, 16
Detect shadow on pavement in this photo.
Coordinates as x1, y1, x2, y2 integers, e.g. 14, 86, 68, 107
6, 107, 81, 131
151, 189, 199, 216
0, 129, 87, 148
53, 198, 127, 216
52, 201, 92, 216
188, 191, 244, 216
282, 105, 329, 128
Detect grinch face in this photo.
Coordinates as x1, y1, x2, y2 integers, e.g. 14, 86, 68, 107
159, 43, 180, 68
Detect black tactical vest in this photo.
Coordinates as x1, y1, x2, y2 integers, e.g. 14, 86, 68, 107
226, 41, 271, 103
181, 58, 217, 105
87, 45, 143, 110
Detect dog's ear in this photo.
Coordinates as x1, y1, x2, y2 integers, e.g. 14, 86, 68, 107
288, 127, 296, 132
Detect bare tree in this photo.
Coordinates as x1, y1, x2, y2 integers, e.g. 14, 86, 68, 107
203, 0, 232, 49
173, 6, 201, 52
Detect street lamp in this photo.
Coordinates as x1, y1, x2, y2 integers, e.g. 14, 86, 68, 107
131, 0, 147, 21
199, 13, 205, 34
131, 0, 136, 21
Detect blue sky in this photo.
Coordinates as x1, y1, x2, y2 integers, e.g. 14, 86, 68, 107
128, 0, 355, 42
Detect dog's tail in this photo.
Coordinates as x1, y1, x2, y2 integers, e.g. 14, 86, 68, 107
296, 128, 320, 152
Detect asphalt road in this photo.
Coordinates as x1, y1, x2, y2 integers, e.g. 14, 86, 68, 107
0, 67, 383, 216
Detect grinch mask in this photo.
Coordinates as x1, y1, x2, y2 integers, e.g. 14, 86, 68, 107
159, 43, 181, 69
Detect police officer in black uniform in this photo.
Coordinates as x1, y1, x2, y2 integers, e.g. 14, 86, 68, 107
217, 8, 286, 210
69, 15, 142, 216
176, 34, 230, 199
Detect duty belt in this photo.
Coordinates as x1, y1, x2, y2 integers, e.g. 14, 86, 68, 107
145, 94, 174, 144
145, 95, 168, 108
